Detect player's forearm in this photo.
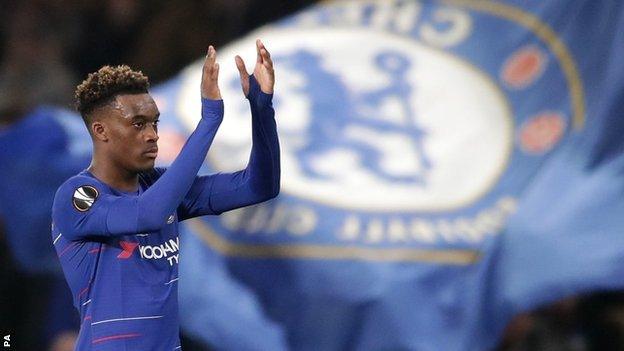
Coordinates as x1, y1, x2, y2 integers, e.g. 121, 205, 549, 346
246, 75, 281, 198
206, 78, 280, 214
108, 99, 223, 233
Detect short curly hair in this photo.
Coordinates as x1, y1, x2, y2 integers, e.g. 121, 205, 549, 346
75, 65, 150, 118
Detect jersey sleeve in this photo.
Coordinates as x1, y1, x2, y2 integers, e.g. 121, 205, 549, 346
177, 75, 280, 220
52, 98, 224, 240
52, 176, 136, 239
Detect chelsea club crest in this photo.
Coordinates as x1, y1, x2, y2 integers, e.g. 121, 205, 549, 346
176, 0, 584, 263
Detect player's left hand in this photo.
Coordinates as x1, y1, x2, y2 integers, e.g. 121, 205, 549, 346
235, 39, 274, 96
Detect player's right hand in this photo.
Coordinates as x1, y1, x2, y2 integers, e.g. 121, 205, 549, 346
201, 45, 221, 100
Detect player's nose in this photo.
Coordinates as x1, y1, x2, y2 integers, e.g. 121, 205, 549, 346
145, 125, 159, 142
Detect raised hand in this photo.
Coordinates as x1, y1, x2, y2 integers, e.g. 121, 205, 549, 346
235, 39, 275, 96
201, 45, 221, 100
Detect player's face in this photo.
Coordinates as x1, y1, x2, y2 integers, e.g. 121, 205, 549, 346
105, 93, 160, 172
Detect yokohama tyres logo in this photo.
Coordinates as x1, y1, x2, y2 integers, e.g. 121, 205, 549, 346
117, 238, 180, 266
138, 237, 180, 266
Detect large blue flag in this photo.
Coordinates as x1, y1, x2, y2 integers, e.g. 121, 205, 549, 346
151, 1, 624, 350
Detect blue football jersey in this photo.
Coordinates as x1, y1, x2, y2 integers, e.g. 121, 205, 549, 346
52, 169, 185, 350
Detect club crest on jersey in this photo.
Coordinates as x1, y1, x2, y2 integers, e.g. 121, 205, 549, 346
175, 0, 585, 254
72, 185, 99, 212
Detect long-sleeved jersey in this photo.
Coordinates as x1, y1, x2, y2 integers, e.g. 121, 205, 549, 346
51, 77, 279, 350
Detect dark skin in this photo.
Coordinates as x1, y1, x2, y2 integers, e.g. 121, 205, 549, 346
87, 40, 274, 193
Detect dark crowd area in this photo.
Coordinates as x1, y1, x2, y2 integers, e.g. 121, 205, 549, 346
0, 0, 316, 119
0, 1, 623, 350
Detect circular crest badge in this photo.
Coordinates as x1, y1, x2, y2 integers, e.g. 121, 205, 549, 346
175, 0, 584, 253
72, 185, 99, 212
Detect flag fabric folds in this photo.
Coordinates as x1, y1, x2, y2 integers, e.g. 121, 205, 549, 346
150, 1, 624, 349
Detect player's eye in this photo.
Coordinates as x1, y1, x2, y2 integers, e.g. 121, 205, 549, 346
133, 121, 145, 129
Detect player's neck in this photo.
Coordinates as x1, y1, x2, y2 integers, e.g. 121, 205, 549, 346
88, 158, 139, 193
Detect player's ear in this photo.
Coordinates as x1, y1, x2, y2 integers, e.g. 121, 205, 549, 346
91, 121, 108, 142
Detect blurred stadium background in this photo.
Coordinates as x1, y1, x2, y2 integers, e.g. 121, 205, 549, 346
1, 0, 624, 350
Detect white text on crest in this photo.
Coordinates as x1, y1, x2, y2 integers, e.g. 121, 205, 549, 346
296, 0, 472, 47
